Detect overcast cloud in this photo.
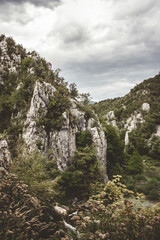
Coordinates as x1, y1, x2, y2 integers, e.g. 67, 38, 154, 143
1, 0, 160, 101
0, 0, 61, 8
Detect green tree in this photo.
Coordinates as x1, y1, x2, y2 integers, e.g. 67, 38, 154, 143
69, 83, 79, 97
11, 151, 60, 203
104, 124, 125, 178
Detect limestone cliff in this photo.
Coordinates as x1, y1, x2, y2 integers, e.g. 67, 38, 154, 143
22, 81, 107, 180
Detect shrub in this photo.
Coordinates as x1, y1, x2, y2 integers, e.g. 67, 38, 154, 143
142, 179, 160, 201
41, 87, 71, 132
69, 83, 79, 97
10, 151, 60, 204
21, 57, 34, 71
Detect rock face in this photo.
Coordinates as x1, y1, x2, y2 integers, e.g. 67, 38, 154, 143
105, 109, 145, 146
23, 81, 56, 153
105, 111, 117, 128
0, 38, 21, 75
23, 81, 107, 180
0, 138, 11, 169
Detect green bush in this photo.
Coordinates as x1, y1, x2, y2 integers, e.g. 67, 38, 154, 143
142, 179, 160, 201
6, 37, 16, 56
41, 87, 71, 132
10, 151, 60, 204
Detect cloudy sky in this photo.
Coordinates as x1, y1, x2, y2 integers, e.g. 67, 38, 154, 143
1, 0, 160, 101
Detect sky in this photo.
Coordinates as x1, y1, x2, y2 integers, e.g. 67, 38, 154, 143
1, 0, 160, 101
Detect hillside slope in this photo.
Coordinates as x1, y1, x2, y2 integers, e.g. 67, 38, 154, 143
94, 74, 160, 161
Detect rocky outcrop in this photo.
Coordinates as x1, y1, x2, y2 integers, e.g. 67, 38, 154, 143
105, 109, 145, 146
124, 112, 145, 146
105, 111, 117, 128
142, 103, 150, 112
0, 38, 21, 75
0, 138, 11, 169
23, 81, 56, 153
23, 81, 107, 180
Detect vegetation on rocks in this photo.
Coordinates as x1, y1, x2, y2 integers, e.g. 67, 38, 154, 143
93, 74, 160, 201
0, 35, 160, 239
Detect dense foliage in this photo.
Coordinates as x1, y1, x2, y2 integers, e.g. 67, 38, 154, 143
104, 124, 125, 178
11, 145, 101, 205
10, 151, 60, 204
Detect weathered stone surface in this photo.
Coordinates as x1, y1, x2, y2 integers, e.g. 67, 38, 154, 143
0, 138, 11, 169
106, 111, 117, 128
23, 81, 56, 152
